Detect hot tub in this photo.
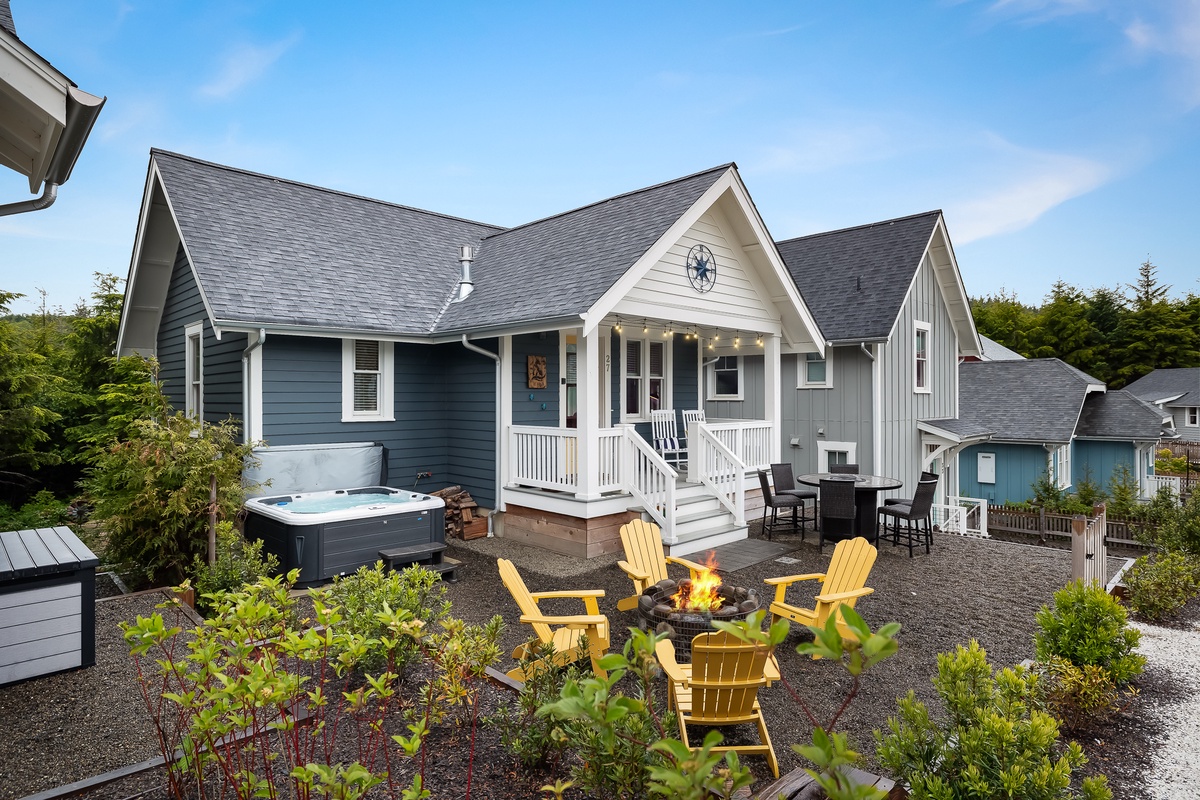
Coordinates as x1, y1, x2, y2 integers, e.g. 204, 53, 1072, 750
244, 487, 445, 586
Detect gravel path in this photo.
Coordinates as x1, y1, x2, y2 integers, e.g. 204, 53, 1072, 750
0, 529, 1185, 799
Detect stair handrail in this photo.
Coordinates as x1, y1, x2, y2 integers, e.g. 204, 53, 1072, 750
694, 424, 746, 526
622, 426, 677, 540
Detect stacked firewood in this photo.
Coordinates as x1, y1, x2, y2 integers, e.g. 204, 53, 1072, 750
430, 486, 488, 540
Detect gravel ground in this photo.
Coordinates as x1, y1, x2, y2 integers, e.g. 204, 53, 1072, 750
0, 527, 1187, 799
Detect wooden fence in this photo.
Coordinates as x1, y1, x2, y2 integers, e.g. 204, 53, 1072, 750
987, 506, 1152, 549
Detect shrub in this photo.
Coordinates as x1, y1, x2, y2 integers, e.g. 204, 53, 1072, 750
875, 640, 1112, 800
1123, 551, 1200, 622
1034, 656, 1136, 733
190, 522, 279, 615
1106, 463, 1141, 520
0, 490, 70, 530
1034, 580, 1144, 685
495, 642, 574, 771
326, 561, 451, 676
82, 411, 255, 586
1155, 448, 1189, 476
1074, 467, 1106, 508
1155, 490, 1200, 557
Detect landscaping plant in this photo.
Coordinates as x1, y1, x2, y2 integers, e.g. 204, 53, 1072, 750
1122, 550, 1200, 622
1034, 580, 1144, 685
1033, 656, 1137, 733
190, 521, 279, 615
875, 640, 1112, 800
495, 642, 577, 771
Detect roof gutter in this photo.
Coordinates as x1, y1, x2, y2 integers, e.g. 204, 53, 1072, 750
0, 181, 56, 217
461, 335, 501, 536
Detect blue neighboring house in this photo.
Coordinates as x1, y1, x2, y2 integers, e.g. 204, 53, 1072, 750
953, 359, 1175, 505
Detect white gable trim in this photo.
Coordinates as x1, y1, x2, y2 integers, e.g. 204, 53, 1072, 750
581, 168, 823, 355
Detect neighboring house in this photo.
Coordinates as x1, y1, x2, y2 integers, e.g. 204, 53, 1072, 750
1125, 368, 1200, 443
116, 151, 826, 558
771, 213, 986, 509
0, 0, 104, 216
956, 359, 1174, 504
962, 334, 1025, 362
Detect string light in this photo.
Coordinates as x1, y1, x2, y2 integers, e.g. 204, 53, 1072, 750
642, 320, 649, 334
734, 332, 741, 349
756, 334, 764, 347
614, 317, 622, 333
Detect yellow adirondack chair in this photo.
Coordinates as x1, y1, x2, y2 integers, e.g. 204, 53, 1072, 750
763, 536, 877, 641
655, 631, 780, 778
497, 558, 610, 681
616, 519, 707, 612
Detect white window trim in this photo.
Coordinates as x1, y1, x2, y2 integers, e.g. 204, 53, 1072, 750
914, 320, 931, 394
1049, 444, 1071, 490
707, 355, 744, 401
816, 440, 857, 472
619, 334, 672, 422
184, 321, 203, 423
341, 339, 395, 422
798, 349, 833, 389
1185, 407, 1199, 427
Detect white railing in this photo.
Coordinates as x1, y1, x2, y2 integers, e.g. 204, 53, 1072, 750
597, 428, 624, 493
1072, 504, 1107, 586
703, 421, 772, 470
623, 427, 677, 539
693, 426, 746, 526
1145, 474, 1180, 499
933, 496, 989, 538
510, 425, 579, 491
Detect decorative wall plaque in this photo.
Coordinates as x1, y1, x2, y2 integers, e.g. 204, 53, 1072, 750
527, 355, 547, 389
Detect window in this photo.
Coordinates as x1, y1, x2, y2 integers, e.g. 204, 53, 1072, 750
341, 339, 395, 421
622, 337, 669, 419
798, 350, 832, 388
817, 441, 857, 472
184, 321, 203, 422
1049, 445, 1071, 490
709, 356, 742, 400
1187, 407, 1199, 427
914, 320, 931, 393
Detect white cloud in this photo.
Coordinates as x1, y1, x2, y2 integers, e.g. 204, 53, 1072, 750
951, 147, 1111, 243
1124, 1, 1200, 105
198, 32, 302, 100
750, 123, 896, 175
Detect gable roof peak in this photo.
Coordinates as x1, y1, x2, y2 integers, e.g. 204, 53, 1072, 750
150, 149, 506, 232
776, 209, 942, 246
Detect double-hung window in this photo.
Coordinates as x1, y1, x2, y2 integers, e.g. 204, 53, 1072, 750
709, 356, 742, 400
798, 350, 832, 388
914, 320, 931, 393
342, 339, 395, 421
1050, 445, 1071, 490
184, 321, 203, 422
1187, 407, 1199, 427
623, 337, 669, 419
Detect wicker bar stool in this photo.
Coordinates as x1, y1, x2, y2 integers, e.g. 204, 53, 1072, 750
758, 470, 808, 540
817, 477, 856, 552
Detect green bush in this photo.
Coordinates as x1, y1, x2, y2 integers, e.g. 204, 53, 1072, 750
1105, 463, 1141, 520
1154, 448, 1189, 476
190, 522, 279, 615
1123, 551, 1200, 622
0, 490, 70, 530
1074, 467, 1106, 508
1034, 581, 1144, 685
1034, 656, 1136, 733
326, 561, 451, 676
1155, 490, 1200, 556
875, 640, 1111, 800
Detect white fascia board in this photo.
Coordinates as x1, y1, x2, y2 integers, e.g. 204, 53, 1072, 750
152, 159, 222, 340
116, 163, 172, 356
610, 299, 782, 335
930, 216, 982, 357
0, 32, 70, 191
216, 315, 585, 345
1086, 384, 1106, 394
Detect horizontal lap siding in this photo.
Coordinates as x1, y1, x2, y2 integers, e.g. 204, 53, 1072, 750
782, 346, 873, 474
1073, 440, 1137, 492
444, 341, 498, 507
960, 443, 1047, 504
0, 582, 82, 684
878, 253, 957, 499
512, 333, 558, 427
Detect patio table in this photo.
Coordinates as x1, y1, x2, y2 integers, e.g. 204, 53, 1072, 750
796, 472, 902, 543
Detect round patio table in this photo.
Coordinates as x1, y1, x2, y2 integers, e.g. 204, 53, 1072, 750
796, 473, 903, 543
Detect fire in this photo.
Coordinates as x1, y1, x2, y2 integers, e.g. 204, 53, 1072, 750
670, 554, 723, 612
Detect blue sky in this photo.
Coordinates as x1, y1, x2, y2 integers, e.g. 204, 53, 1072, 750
2, 0, 1198, 316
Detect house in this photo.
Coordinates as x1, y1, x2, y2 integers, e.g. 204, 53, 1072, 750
770, 213, 987, 513
962, 333, 1025, 362
117, 151, 835, 558
955, 359, 1175, 505
1125, 368, 1200, 443
0, 0, 104, 216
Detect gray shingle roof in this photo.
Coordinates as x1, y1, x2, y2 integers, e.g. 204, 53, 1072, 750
1076, 390, 1173, 441
434, 165, 731, 333
1124, 368, 1200, 408
152, 150, 505, 335
775, 211, 941, 342
979, 334, 1024, 361
958, 359, 1103, 443
919, 417, 994, 441
0, 0, 15, 37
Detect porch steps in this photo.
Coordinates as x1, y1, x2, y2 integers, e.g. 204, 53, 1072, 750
642, 479, 750, 558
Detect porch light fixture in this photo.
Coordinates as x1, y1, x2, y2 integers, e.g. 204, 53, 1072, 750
643, 320, 649, 334
614, 318, 622, 333
756, 335, 764, 347
734, 332, 741, 349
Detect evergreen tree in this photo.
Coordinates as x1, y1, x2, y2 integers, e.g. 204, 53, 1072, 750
0, 291, 61, 493
970, 289, 1038, 355
1030, 281, 1096, 372
1083, 286, 1126, 385
1113, 260, 1200, 387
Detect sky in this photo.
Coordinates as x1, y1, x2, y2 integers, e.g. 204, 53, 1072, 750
2, 0, 1198, 316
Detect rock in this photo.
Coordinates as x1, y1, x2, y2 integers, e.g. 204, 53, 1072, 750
738, 600, 759, 613
713, 605, 739, 618
654, 579, 677, 593
733, 586, 749, 601
655, 621, 676, 638
653, 603, 674, 618
638, 595, 656, 614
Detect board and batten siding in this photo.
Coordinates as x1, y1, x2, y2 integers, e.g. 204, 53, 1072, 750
156, 244, 245, 425
705, 354, 766, 421
1072, 440, 1138, 492
876, 252, 959, 499
781, 345, 874, 475
959, 443, 1049, 505
260, 337, 497, 508
615, 208, 776, 330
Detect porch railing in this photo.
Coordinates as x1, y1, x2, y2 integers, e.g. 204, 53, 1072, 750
510, 425, 579, 492
932, 496, 988, 538
692, 426, 746, 526
704, 421, 772, 470
1145, 474, 1181, 498
623, 427, 677, 539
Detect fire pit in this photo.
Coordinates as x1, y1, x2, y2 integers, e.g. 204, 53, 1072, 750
636, 558, 761, 661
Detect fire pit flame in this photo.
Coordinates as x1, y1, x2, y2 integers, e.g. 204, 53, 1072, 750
670, 553, 723, 612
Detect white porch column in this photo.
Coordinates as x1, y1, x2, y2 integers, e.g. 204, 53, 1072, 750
498, 335, 513, 510
764, 333, 781, 462
576, 326, 602, 500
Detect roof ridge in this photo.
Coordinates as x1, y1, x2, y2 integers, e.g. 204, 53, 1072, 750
150, 149, 507, 232
482, 162, 734, 241
776, 209, 942, 245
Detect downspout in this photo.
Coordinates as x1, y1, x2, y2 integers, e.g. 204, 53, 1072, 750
0, 182, 57, 217
462, 334, 501, 536
242, 329, 266, 443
